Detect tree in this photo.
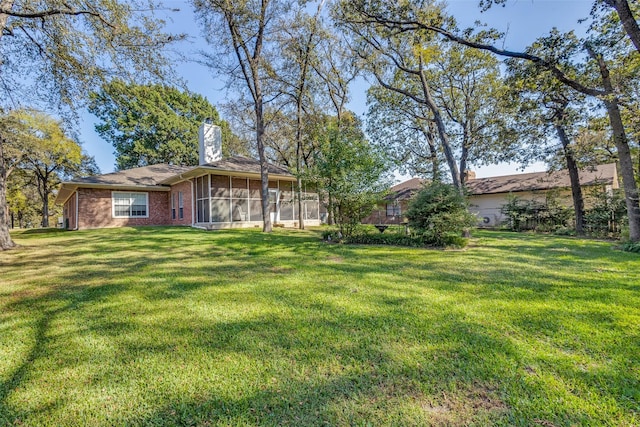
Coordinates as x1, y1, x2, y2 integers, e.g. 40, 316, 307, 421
337, 4, 463, 189
6, 169, 39, 228
88, 81, 242, 170
335, 0, 640, 241
20, 112, 82, 227
367, 85, 445, 180
312, 28, 361, 224
366, 40, 516, 182
595, 0, 640, 53
5, 110, 98, 229
0, 1, 181, 249
478, 0, 640, 52
0, 109, 37, 246
273, 1, 326, 229
428, 42, 516, 178
194, 0, 294, 233
312, 112, 389, 237
505, 30, 592, 235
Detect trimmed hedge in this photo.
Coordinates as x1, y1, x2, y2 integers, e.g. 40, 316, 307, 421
346, 232, 427, 247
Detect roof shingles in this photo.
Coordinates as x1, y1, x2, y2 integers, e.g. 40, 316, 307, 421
71, 164, 192, 187
465, 163, 617, 195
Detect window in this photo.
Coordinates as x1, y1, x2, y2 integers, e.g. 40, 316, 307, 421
171, 193, 176, 220
113, 192, 148, 218
196, 176, 210, 223
178, 192, 184, 219
386, 203, 401, 217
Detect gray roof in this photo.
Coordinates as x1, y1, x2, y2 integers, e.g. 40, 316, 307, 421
386, 164, 618, 201
71, 164, 192, 187
387, 177, 426, 201
200, 156, 291, 176
56, 157, 294, 204
465, 163, 618, 195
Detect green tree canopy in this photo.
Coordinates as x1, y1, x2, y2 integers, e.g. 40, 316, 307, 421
0, 0, 182, 249
7, 110, 95, 228
89, 81, 246, 170
311, 112, 390, 237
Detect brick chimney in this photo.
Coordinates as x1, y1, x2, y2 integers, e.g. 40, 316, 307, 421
463, 170, 476, 182
199, 119, 222, 165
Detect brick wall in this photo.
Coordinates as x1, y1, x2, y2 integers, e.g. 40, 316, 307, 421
361, 200, 409, 225
169, 180, 193, 226
77, 188, 171, 229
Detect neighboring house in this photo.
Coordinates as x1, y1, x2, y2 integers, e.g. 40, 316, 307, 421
55, 122, 321, 230
362, 178, 425, 225
466, 164, 618, 226
364, 164, 619, 227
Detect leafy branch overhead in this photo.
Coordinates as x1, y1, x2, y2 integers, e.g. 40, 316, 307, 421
0, 0, 183, 249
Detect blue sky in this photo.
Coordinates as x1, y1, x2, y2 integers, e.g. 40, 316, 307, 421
79, 0, 594, 178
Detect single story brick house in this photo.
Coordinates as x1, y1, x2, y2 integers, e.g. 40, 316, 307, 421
363, 164, 618, 227
55, 123, 321, 230
361, 178, 425, 225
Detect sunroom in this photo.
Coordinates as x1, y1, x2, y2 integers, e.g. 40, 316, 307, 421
191, 173, 320, 229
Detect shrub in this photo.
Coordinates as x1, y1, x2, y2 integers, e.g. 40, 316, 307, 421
501, 192, 572, 232
346, 230, 426, 247
621, 240, 640, 253
583, 187, 627, 239
405, 182, 476, 247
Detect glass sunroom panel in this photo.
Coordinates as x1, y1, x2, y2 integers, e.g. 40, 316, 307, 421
210, 175, 230, 198
249, 180, 261, 199
249, 200, 263, 221
211, 198, 230, 222
232, 178, 249, 199
305, 201, 319, 220
197, 199, 209, 223
232, 199, 248, 222
280, 200, 294, 220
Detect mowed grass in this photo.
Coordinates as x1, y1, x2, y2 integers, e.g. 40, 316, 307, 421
1, 227, 639, 426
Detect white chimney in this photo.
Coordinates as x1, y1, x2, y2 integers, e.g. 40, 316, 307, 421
199, 119, 222, 165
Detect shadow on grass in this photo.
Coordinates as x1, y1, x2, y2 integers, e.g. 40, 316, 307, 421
1, 227, 638, 425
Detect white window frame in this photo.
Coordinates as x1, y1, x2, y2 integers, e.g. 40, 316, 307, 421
112, 191, 149, 218
386, 202, 401, 217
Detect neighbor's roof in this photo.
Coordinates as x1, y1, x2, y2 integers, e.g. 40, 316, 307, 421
465, 163, 618, 196
387, 177, 426, 200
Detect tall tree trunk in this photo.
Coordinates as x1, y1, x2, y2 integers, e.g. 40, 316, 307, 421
0, 1, 16, 249
417, 66, 461, 190
0, 179, 15, 249
605, 0, 640, 53
459, 143, 468, 184
256, 102, 272, 233
41, 181, 50, 228
555, 123, 585, 235
589, 48, 640, 241
296, 102, 305, 229
0, 166, 16, 250
425, 124, 441, 182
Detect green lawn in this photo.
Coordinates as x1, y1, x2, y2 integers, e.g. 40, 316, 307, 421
1, 227, 639, 426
